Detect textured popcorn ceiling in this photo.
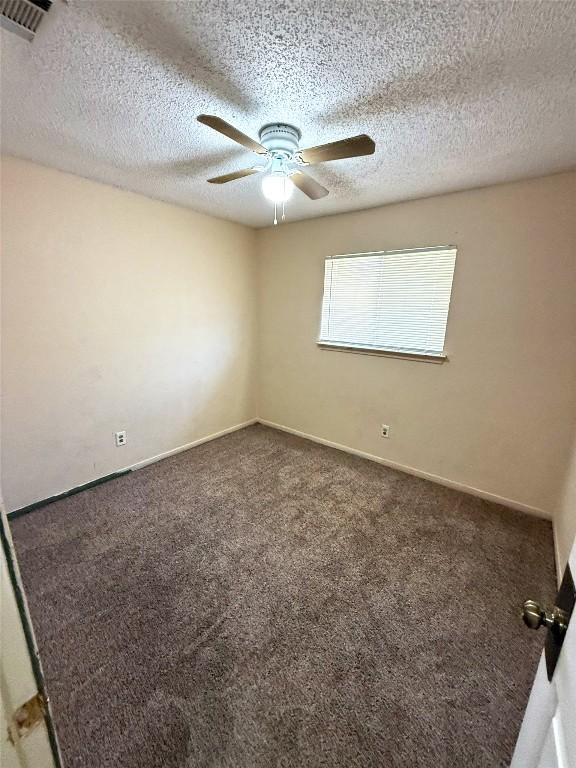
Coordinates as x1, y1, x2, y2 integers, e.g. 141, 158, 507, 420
2, 0, 575, 228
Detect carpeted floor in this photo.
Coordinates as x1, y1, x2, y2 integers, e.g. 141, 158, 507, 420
11, 425, 555, 767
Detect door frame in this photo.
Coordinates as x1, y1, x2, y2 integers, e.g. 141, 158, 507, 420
1, 505, 63, 767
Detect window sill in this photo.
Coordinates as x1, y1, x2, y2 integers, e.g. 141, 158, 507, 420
317, 342, 448, 364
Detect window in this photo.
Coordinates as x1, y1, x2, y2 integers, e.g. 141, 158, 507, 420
318, 246, 457, 360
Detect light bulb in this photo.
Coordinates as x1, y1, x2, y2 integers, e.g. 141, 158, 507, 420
261, 173, 294, 203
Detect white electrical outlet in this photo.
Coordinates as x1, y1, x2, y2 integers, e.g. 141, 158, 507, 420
381, 424, 390, 438
115, 430, 127, 447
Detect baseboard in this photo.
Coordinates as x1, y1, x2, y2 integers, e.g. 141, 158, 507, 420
127, 418, 258, 471
9, 415, 551, 525
257, 419, 551, 520
7, 469, 132, 519
8, 418, 258, 518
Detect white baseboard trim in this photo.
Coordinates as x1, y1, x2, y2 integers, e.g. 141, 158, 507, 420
11, 415, 552, 529
128, 418, 259, 471
9, 418, 258, 515
258, 419, 551, 520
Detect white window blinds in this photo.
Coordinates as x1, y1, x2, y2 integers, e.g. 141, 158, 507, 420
319, 246, 457, 357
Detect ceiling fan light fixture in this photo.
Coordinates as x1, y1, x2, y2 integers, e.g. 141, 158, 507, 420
261, 172, 294, 203
197, 115, 375, 222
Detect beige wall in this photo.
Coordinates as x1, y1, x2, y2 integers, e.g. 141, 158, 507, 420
1, 157, 257, 510
556, 432, 576, 575
257, 172, 576, 516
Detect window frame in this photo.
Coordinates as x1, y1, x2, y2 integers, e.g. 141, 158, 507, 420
316, 246, 457, 364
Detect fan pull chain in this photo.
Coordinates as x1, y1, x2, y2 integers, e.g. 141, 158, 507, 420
274, 201, 278, 226
282, 198, 286, 222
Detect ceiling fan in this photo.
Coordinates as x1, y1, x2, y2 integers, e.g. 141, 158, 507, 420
197, 115, 376, 224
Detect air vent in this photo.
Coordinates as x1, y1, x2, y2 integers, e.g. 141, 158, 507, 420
1, 0, 52, 41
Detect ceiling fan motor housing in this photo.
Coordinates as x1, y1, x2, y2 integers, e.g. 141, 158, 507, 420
259, 123, 301, 157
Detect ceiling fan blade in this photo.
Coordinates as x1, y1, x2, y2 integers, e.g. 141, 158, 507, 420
299, 134, 375, 165
207, 167, 261, 184
290, 171, 329, 200
197, 115, 267, 155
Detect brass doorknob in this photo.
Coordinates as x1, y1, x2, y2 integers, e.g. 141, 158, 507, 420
522, 599, 568, 636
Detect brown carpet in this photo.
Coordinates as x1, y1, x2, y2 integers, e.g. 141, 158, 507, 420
11, 425, 555, 768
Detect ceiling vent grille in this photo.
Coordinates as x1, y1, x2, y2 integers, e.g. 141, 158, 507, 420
0, 0, 52, 41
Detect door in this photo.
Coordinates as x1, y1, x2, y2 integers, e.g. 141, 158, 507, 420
511, 541, 576, 768
1, 503, 61, 768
